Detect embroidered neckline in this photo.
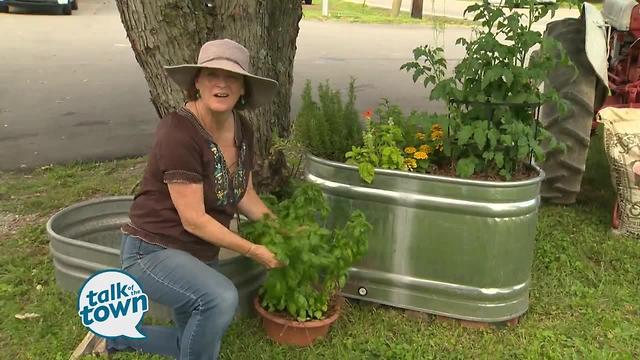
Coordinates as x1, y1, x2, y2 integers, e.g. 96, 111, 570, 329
177, 106, 249, 207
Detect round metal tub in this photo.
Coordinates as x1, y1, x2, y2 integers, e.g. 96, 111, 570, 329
47, 196, 265, 321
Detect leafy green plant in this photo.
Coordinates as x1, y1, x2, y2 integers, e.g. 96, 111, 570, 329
241, 182, 371, 321
345, 106, 407, 184
295, 79, 363, 162
401, 0, 568, 179
345, 100, 452, 183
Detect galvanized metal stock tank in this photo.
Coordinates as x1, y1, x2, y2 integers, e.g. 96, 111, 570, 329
47, 196, 265, 321
305, 154, 544, 322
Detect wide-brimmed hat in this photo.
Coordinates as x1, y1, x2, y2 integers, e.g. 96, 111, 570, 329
164, 39, 278, 110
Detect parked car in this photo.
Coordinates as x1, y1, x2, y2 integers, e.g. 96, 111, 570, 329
0, 0, 78, 15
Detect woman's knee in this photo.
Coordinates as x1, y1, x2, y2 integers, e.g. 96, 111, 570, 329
202, 280, 238, 316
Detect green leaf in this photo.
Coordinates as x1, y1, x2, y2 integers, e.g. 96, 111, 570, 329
482, 151, 494, 161
481, 68, 502, 89
456, 157, 477, 178
358, 162, 375, 184
338, 274, 347, 288
458, 125, 474, 145
500, 134, 513, 146
495, 152, 505, 168
473, 126, 487, 149
487, 129, 499, 149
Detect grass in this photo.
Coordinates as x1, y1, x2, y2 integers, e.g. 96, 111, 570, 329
302, 0, 474, 26
1, 128, 639, 359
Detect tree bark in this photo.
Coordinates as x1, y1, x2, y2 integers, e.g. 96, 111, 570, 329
391, 0, 402, 17
114, 0, 302, 193
411, 0, 423, 19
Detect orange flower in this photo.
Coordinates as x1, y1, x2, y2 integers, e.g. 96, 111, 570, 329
362, 109, 373, 120
414, 151, 428, 160
419, 144, 432, 154
415, 132, 426, 141
404, 146, 417, 154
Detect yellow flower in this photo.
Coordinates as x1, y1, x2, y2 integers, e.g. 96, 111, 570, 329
419, 144, 432, 154
404, 158, 417, 171
415, 132, 426, 141
431, 124, 444, 141
404, 146, 417, 154
414, 151, 428, 160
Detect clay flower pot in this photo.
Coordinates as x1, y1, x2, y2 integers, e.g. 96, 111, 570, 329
253, 296, 342, 346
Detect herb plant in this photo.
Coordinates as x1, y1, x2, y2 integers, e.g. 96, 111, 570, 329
345, 107, 407, 184
295, 79, 363, 162
401, 0, 568, 179
241, 182, 371, 321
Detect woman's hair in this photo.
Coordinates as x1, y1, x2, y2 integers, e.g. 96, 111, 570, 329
185, 69, 202, 101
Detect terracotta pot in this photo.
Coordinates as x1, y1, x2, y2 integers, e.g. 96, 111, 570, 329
253, 296, 341, 346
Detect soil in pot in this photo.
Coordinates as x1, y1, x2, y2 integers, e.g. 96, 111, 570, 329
253, 296, 343, 346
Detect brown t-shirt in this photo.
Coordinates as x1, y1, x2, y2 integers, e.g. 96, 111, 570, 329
122, 106, 255, 261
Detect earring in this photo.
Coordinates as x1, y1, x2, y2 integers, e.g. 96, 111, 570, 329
240, 95, 246, 105
195, 89, 201, 98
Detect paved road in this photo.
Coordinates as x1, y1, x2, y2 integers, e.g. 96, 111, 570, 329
1, 0, 559, 171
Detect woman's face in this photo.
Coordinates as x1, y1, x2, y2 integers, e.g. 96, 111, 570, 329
195, 68, 245, 113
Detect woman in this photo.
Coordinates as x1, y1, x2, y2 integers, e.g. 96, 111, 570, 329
74, 39, 282, 360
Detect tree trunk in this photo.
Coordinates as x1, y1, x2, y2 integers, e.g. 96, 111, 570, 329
114, 0, 302, 193
411, 0, 423, 19
391, 0, 402, 17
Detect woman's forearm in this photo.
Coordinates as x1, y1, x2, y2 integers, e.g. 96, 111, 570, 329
183, 213, 255, 255
238, 188, 274, 221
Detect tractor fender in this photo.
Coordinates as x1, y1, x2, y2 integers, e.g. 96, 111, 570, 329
602, 0, 636, 31
583, 2, 609, 92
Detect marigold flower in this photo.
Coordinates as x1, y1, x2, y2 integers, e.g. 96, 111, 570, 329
404, 146, 417, 154
414, 151, 428, 160
431, 124, 444, 141
404, 158, 417, 170
415, 132, 426, 141
419, 144, 432, 154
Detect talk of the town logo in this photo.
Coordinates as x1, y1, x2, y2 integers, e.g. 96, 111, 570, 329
77, 270, 149, 338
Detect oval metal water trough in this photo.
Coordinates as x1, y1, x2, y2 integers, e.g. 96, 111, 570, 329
47, 196, 265, 321
306, 154, 544, 322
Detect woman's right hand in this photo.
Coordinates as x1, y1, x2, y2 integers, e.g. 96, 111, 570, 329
247, 245, 283, 269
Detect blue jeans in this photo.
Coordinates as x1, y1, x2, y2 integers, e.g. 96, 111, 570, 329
107, 234, 238, 360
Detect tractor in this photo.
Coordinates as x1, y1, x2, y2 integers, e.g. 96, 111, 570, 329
540, 0, 640, 235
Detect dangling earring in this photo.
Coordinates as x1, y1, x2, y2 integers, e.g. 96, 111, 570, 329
239, 95, 246, 106
195, 89, 201, 99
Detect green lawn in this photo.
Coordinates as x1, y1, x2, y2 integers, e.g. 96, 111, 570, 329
302, 0, 474, 26
1, 128, 639, 359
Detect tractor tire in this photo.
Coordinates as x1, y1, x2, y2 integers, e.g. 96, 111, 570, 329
539, 17, 602, 204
